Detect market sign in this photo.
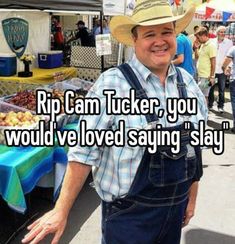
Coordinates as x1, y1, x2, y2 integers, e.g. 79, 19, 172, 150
2, 18, 29, 58
194, 12, 235, 22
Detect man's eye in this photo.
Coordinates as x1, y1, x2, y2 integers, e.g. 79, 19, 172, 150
162, 31, 173, 35
144, 34, 155, 38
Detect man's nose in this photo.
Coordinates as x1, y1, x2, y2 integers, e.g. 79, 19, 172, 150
153, 36, 166, 45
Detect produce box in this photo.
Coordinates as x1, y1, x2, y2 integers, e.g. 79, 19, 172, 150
3, 89, 73, 129
38, 51, 63, 69
0, 101, 40, 145
50, 82, 86, 124
62, 78, 94, 124
63, 78, 94, 94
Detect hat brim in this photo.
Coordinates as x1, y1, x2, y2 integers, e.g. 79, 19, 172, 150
110, 6, 195, 46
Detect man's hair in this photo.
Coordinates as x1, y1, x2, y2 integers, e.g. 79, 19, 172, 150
77, 20, 85, 26
216, 25, 226, 34
193, 25, 199, 32
131, 26, 139, 38
195, 26, 208, 37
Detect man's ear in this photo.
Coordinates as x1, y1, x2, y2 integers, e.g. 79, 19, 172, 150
132, 34, 137, 43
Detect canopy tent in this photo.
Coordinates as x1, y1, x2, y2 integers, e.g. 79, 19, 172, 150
0, 0, 102, 12
103, 0, 135, 16
194, 0, 235, 22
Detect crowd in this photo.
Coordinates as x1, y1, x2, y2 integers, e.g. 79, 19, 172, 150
173, 24, 235, 133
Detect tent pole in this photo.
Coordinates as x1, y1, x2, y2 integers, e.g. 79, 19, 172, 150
117, 0, 127, 65
100, 10, 105, 72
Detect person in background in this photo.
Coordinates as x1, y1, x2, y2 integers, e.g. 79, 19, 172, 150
222, 46, 235, 133
190, 25, 200, 80
67, 20, 95, 47
172, 32, 195, 76
203, 25, 216, 39
52, 17, 64, 51
22, 1, 207, 243
194, 26, 217, 105
94, 18, 110, 35
189, 25, 199, 44
91, 17, 100, 36
208, 26, 233, 112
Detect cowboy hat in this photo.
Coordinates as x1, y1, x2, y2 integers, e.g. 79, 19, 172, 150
110, 0, 195, 46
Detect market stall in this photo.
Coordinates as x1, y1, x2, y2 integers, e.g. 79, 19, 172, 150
0, 1, 102, 215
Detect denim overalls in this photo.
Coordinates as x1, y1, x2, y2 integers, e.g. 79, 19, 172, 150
102, 64, 203, 244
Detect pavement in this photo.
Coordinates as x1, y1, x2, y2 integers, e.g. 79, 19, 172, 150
10, 90, 235, 244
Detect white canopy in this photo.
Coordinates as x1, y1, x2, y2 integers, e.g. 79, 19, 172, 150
103, 0, 135, 16
194, 0, 235, 22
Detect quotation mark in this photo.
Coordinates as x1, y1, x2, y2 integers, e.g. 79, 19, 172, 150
184, 122, 191, 130
222, 121, 230, 130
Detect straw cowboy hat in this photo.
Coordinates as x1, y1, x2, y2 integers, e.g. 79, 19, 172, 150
110, 0, 195, 46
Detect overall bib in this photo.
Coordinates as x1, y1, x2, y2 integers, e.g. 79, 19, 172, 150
102, 64, 203, 244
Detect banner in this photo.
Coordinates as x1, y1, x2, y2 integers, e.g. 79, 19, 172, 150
205, 7, 215, 19
2, 18, 28, 58
0, 11, 50, 70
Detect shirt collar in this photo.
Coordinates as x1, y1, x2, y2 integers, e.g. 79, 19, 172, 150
204, 39, 211, 46
129, 54, 176, 83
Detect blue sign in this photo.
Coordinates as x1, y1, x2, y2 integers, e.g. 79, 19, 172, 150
2, 18, 29, 58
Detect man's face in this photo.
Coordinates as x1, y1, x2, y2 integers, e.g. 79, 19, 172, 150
133, 22, 176, 74
217, 28, 226, 41
195, 34, 208, 44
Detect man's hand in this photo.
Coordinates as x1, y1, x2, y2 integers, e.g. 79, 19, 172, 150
22, 209, 67, 244
225, 67, 231, 76
182, 181, 198, 227
209, 77, 216, 86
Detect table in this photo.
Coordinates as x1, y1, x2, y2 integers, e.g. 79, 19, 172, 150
0, 67, 78, 95
0, 123, 76, 213
0, 67, 78, 85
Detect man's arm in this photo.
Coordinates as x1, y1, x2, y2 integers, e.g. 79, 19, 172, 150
182, 181, 198, 227
22, 162, 91, 244
172, 54, 184, 65
209, 57, 216, 85
222, 57, 232, 74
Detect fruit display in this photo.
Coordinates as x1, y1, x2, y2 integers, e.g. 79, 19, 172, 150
0, 111, 40, 127
6, 90, 37, 111
5, 89, 85, 114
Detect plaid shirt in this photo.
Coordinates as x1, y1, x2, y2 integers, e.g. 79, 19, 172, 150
68, 55, 208, 202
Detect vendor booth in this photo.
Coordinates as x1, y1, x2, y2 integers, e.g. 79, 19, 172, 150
0, 0, 102, 218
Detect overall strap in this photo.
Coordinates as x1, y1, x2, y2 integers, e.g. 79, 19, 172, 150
175, 67, 188, 98
118, 63, 158, 123
118, 64, 188, 122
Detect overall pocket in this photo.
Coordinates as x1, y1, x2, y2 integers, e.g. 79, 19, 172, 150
149, 144, 196, 187
104, 199, 137, 222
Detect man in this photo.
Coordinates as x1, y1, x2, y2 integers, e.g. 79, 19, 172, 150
22, 1, 207, 244
222, 46, 235, 133
94, 18, 110, 35
172, 32, 195, 76
194, 26, 217, 105
208, 26, 233, 112
67, 20, 94, 47
189, 25, 199, 44
51, 17, 64, 51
